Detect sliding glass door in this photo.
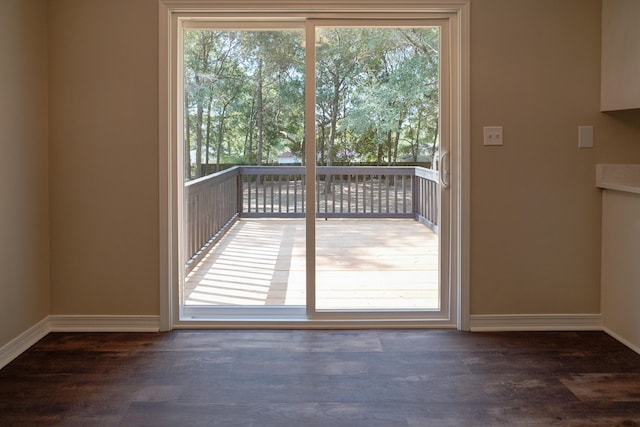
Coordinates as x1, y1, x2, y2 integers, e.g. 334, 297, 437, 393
180, 22, 308, 318
177, 16, 451, 322
307, 21, 449, 319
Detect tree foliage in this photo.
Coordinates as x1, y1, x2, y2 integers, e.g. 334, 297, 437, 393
183, 26, 439, 180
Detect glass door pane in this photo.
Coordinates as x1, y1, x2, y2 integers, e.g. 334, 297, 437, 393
313, 25, 442, 313
180, 25, 307, 316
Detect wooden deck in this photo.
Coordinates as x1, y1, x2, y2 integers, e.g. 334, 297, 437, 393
185, 218, 439, 310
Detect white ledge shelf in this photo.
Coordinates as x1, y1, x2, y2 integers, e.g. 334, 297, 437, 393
597, 164, 640, 194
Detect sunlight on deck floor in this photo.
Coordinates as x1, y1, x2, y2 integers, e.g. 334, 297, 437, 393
185, 219, 439, 310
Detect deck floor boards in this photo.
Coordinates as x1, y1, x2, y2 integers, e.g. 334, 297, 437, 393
185, 219, 439, 309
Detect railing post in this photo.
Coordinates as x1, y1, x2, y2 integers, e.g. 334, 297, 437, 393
237, 171, 243, 216
412, 168, 419, 218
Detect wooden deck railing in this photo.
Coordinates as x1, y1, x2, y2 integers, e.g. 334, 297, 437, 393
184, 165, 439, 269
184, 167, 241, 269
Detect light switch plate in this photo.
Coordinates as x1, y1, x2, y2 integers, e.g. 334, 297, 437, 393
483, 126, 503, 146
578, 125, 593, 148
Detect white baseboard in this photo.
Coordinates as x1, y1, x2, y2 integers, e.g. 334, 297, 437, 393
0, 315, 161, 370
470, 313, 603, 332
2, 313, 629, 372
0, 317, 51, 370
603, 327, 640, 355
49, 315, 161, 332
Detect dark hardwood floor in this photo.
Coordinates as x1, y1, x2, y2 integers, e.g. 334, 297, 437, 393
1, 330, 640, 426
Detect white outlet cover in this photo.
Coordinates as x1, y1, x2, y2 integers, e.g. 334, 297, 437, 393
483, 126, 503, 146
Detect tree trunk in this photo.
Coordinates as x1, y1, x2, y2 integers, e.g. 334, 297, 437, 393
195, 103, 204, 178
246, 98, 256, 164
216, 104, 227, 172
256, 56, 264, 167
386, 131, 392, 166
324, 75, 341, 193
413, 113, 422, 162
393, 115, 403, 164
327, 76, 340, 167
204, 95, 213, 175
319, 126, 326, 165
193, 33, 214, 179
184, 92, 192, 180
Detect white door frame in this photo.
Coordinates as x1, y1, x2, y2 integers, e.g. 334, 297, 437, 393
158, 0, 470, 331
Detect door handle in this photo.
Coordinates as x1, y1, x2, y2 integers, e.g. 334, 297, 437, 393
440, 151, 450, 189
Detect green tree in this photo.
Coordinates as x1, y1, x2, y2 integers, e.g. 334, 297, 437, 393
182, 26, 439, 180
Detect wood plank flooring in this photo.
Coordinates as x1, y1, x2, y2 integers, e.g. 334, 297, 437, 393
1, 330, 640, 426
185, 219, 439, 310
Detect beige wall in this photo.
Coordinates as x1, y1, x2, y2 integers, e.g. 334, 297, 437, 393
44, 0, 640, 318
3, 1, 640, 343
0, 0, 50, 345
470, 0, 640, 315
48, 0, 159, 315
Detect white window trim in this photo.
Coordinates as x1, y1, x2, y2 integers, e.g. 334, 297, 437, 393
158, 0, 470, 331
